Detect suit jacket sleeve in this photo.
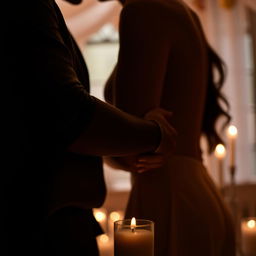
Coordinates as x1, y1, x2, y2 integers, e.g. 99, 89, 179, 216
8, 0, 96, 149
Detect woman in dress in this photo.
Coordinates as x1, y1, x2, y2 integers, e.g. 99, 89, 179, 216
103, 0, 236, 255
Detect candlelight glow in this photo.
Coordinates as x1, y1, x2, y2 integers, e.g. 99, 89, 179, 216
110, 211, 122, 222
247, 220, 256, 229
214, 144, 226, 159
131, 217, 136, 229
94, 211, 106, 222
99, 234, 109, 243
227, 125, 238, 138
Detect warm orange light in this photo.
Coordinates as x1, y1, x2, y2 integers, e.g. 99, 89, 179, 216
110, 211, 121, 222
94, 211, 106, 222
131, 217, 136, 230
99, 234, 109, 243
247, 220, 256, 229
214, 144, 226, 159
227, 125, 238, 138
219, 0, 236, 9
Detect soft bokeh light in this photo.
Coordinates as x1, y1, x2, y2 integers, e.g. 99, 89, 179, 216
110, 211, 122, 222
214, 144, 226, 159
94, 210, 107, 222
99, 234, 109, 243
227, 125, 238, 138
247, 219, 256, 229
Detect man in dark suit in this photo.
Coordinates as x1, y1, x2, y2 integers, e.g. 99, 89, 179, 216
4, 0, 176, 255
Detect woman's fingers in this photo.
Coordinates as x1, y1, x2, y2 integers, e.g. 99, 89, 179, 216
133, 153, 165, 173
137, 164, 162, 173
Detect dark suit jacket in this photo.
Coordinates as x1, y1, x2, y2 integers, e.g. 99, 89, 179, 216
4, 0, 105, 253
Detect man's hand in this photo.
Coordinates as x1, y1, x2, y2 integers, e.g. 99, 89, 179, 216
133, 108, 177, 173
144, 107, 177, 155
104, 108, 177, 174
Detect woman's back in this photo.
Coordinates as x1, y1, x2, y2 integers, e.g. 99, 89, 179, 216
159, 0, 209, 160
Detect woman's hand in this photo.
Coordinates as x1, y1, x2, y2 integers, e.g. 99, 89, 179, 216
104, 153, 166, 174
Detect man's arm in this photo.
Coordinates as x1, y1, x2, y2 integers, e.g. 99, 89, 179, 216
69, 96, 162, 156
20, 1, 174, 158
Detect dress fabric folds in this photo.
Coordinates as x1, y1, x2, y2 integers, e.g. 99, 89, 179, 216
126, 155, 236, 256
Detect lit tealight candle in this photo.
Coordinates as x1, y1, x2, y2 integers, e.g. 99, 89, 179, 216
214, 144, 226, 189
114, 218, 154, 256
241, 218, 256, 256
93, 208, 107, 232
108, 211, 124, 237
227, 125, 237, 168
97, 234, 113, 256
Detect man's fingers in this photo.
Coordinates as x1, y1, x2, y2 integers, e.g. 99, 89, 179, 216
137, 162, 163, 169
137, 164, 162, 173
145, 108, 173, 123
137, 154, 164, 164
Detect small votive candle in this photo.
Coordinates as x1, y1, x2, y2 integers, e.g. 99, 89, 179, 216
93, 208, 107, 232
97, 234, 113, 256
241, 218, 256, 256
114, 218, 154, 256
108, 211, 124, 237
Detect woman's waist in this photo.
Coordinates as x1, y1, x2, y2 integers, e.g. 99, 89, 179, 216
172, 141, 202, 161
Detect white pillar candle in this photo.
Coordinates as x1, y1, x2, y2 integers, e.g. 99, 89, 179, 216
114, 218, 154, 256
227, 125, 238, 168
214, 144, 226, 189
241, 218, 256, 256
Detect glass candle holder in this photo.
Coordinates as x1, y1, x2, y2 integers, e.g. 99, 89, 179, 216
241, 217, 256, 256
114, 218, 154, 256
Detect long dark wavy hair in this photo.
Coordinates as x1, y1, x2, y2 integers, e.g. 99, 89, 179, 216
202, 46, 231, 154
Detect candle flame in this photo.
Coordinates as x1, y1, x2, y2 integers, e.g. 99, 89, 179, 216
227, 125, 238, 138
247, 220, 256, 229
131, 217, 136, 229
214, 144, 226, 158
